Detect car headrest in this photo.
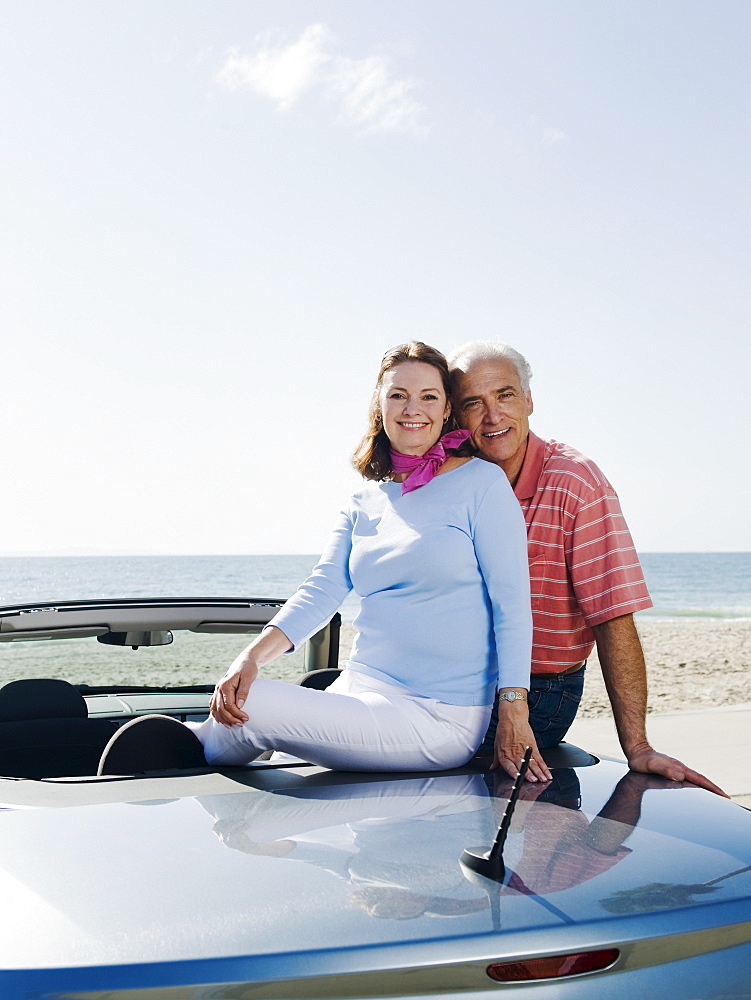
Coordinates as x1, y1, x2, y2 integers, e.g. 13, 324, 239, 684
0, 679, 88, 722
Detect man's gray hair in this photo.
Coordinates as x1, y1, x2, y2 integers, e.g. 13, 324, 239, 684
447, 340, 533, 393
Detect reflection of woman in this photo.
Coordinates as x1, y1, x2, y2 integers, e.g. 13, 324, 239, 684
199, 342, 543, 779
198, 774, 495, 920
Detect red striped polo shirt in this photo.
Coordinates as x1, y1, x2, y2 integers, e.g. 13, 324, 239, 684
514, 432, 652, 674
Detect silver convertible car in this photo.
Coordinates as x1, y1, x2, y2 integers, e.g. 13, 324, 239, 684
0, 597, 750, 999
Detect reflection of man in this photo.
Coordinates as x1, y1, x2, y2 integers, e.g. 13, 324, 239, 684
488, 769, 675, 896
448, 341, 723, 795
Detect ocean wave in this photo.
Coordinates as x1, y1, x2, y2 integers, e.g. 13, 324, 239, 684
638, 608, 751, 621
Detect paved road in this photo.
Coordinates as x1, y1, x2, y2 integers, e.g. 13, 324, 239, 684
567, 702, 751, 807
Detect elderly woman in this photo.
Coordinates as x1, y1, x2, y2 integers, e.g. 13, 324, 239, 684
199, 342, 548, 781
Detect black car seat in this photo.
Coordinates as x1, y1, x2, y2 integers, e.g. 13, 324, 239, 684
0, 678, 119, 779
296, 668, 343, 690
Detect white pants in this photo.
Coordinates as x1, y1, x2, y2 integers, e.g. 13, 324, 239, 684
195, 669, 491, 772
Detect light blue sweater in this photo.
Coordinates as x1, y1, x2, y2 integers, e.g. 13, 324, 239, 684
269, 458, 532, 706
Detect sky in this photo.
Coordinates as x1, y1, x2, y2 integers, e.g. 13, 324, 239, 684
1, 0, 748, 556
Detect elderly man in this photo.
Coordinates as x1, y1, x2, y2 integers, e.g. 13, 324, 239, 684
448, 340, 724, 795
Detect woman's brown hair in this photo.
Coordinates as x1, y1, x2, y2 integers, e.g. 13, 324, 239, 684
352, 341, 466, 481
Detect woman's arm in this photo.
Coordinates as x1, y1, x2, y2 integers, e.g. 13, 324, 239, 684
473, 476, 550, 782
210, 625, 292, 727
266, 507, 355, 652
210, 505, 356, 727
493, 694, 551, 782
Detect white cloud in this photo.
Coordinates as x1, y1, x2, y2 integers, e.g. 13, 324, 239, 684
217, 24, 331, 111
328, 55, 426, 134
216, 25, 426, 135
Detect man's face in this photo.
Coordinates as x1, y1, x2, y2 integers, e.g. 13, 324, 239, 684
453, 358, 533, 481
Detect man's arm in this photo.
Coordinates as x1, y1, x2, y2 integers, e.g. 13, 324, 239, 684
593, 614, 727, 796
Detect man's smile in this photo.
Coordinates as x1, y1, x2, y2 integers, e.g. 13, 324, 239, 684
483, 428, 511, 438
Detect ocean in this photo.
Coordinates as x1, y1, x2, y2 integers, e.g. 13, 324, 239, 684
0, 552, 749, 621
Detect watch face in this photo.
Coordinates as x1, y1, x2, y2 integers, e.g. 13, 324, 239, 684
506, 691, 517, 701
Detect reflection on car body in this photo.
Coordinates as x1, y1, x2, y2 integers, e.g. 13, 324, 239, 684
0, 597, 750, 999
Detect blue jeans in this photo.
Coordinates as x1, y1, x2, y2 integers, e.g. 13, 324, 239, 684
478, 664, 586, 755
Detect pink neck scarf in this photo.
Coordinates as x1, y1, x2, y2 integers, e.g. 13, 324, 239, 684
390, 428, 471, 494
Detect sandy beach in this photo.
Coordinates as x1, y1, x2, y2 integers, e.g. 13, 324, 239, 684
579, 619, 751, 716
3, 619, 749, 716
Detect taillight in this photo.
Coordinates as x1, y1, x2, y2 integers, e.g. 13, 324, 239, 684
486, 948, 619, 982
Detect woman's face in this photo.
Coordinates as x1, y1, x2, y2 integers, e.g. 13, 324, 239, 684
378, 361, 451, 456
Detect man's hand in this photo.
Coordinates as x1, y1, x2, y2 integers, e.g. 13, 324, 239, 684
593, 617, 728, 799
627, 742, 728, 797
491, 696, 552, 782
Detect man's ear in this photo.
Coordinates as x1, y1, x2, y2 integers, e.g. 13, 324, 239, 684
526, 391, 534, 417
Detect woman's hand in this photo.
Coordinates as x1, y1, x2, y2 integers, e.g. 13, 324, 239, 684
210, 648, 259, 727
492, 695, 552, 782
209, 626, 292, 728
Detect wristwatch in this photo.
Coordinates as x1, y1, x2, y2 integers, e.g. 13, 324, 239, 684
498, 690, 528, 703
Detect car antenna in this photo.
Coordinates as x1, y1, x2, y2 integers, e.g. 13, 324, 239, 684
460, 745, 532, 883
